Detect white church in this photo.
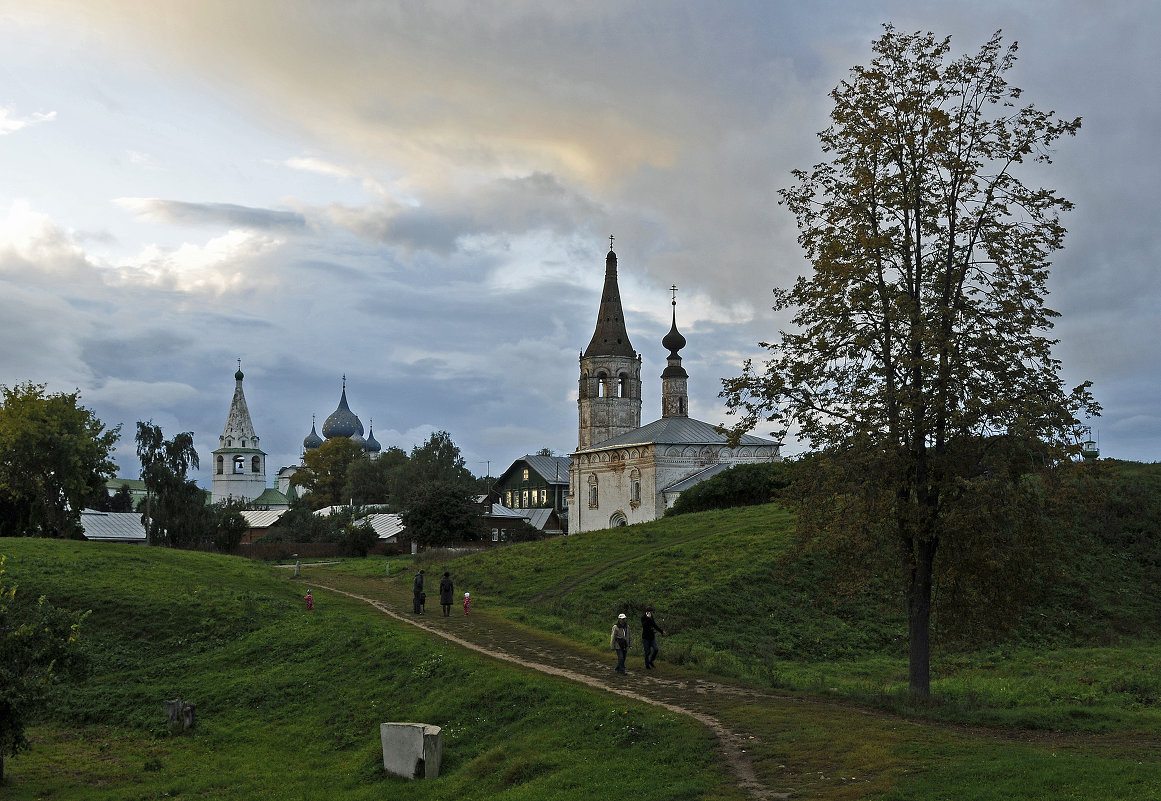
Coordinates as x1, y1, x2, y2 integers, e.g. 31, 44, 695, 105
567, 246, 782, 533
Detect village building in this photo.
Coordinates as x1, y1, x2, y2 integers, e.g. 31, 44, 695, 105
568, 246, 781, 533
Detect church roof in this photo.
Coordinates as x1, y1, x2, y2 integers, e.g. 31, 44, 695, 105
80, 510, 147, 543
578, 416, 778, 452
322, 382, 364, 439
220, 366, 259, 444
583, 249, 637, 358
662, 462, 733, 493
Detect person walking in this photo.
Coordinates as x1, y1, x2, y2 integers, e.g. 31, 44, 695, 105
303, 590, 314, 611
641, 605, 666, 669
463, 591, 471, 616
412, 569, 425, 614
610, 613, 631, 674
439, 572, 455, 617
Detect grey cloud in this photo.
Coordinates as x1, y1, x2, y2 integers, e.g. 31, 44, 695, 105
122, 199, 307, 231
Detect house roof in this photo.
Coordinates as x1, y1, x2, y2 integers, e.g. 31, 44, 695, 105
578, 416, 779, 452
662, 462, 733, 493
521, 507, 562, 532
241, 509, 287, 528
363, 512, 405, 541
485, 503, 531, 520
495, 454, 572, 487
251, 487, 290, 507
520, 454, 572, 484
80, 510, 147, 542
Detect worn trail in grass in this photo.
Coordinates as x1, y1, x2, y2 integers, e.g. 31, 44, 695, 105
304, 566, 1161, 801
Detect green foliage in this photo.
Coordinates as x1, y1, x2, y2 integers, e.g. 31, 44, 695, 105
0, 555, 89, 781
136, 422, 208, 548
667, 462, 789, 515
401, 480, 481, 547
721, 26, 1098, 699
291, 437, 366, 509
210, 504, 248, 554
0, 539, 723, 798
344, 445, 407, 507
0, 382, 120, 538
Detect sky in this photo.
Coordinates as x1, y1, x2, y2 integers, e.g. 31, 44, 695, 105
1, 1, 1158, 489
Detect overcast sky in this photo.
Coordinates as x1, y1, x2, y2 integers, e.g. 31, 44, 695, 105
1, 1, 1157, 487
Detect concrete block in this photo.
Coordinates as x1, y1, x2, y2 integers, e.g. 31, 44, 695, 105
380, 722, 442, 779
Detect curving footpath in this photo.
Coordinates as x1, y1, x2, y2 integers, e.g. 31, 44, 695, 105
312, 581, 788, 801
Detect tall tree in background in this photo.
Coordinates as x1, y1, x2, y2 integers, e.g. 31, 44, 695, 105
290, 438, 365, 510
0, 383, 119, 538
723, 27, 1098, 699
136, 422, 208, 548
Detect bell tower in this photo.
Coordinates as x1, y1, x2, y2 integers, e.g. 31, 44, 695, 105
578, 239, 642, 449
211, 361, 268, 504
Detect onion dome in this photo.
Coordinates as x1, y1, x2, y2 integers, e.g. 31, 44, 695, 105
365, 422, 382, 454
662, 303, 687, 357
322, 377, 363, 440
303, 417, 323, 451
350, 432, 366, 448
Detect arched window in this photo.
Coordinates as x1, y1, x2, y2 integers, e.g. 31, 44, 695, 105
618, 373, 629, 397
588, 474, 598, 508
251, 455, 261, 473
609, 512, 627, 527
216, 455, 224, 475
630, 468, 641, 504
233, 456, 244, 474
597, 372, 608, 398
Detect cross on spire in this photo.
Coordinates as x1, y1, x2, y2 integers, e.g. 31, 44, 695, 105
670, 284, 678, 306
608, 233, 615, 251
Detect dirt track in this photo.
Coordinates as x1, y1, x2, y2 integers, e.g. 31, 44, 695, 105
311, 579, 789, 800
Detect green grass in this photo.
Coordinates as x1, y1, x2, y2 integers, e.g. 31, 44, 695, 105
1, 539, 733, 800
393, 501, 1161, 734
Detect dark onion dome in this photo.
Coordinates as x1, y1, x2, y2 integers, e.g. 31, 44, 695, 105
235, 367, 244, 381
365, 423, 382, 454
303, 421, 323, 451
322, 383, 362, 439
662, 302, 686, 355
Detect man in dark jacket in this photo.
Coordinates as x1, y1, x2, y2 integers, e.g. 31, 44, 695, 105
641, 605, 666, 669
439, 572, 454, 617
412, 569, 425, 614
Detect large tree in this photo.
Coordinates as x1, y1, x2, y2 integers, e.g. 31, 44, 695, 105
0, 383, 119, 538
136, 422, 209, 548
722, 27, 1098, 699
290, 437, 365, 510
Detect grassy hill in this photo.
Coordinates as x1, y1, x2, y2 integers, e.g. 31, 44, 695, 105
0, 539, 733, 800
398, 461, 1161, 732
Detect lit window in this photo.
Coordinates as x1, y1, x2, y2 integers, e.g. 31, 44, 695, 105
522, 469, 529, 480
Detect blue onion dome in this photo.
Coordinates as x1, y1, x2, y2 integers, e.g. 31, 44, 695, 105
303, 419, 323, 451
322, 381, 361, 439
350, 432, 366, 448
365, 422, 382, 454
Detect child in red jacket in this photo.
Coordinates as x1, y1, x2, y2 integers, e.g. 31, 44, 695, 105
463, 592, 471, 616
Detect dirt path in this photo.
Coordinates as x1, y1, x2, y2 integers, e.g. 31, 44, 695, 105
313, 580, 788, 801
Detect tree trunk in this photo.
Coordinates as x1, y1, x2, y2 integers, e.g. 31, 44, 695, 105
907, 538, 937, 700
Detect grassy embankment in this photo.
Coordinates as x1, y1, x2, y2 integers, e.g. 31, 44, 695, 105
0, 539, 734, 801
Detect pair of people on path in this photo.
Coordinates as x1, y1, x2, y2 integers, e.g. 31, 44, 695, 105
610, 606, 666, 673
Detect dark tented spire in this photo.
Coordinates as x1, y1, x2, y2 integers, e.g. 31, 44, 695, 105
583, 246, 636, 358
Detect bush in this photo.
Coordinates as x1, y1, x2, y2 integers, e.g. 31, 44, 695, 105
667, 462, 790, 515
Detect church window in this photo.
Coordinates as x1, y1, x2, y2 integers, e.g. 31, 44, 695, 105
251, 456, 261, 473
597, 372, 608, 397
241, 439, 246, 448
216, 455, 224, 475
630, 468, 641, 504
588, 474, 598, 508
619, 373, 629, 397
233, 456, 244, 474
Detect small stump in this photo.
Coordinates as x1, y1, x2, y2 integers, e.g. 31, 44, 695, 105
380, 722, 442, 779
